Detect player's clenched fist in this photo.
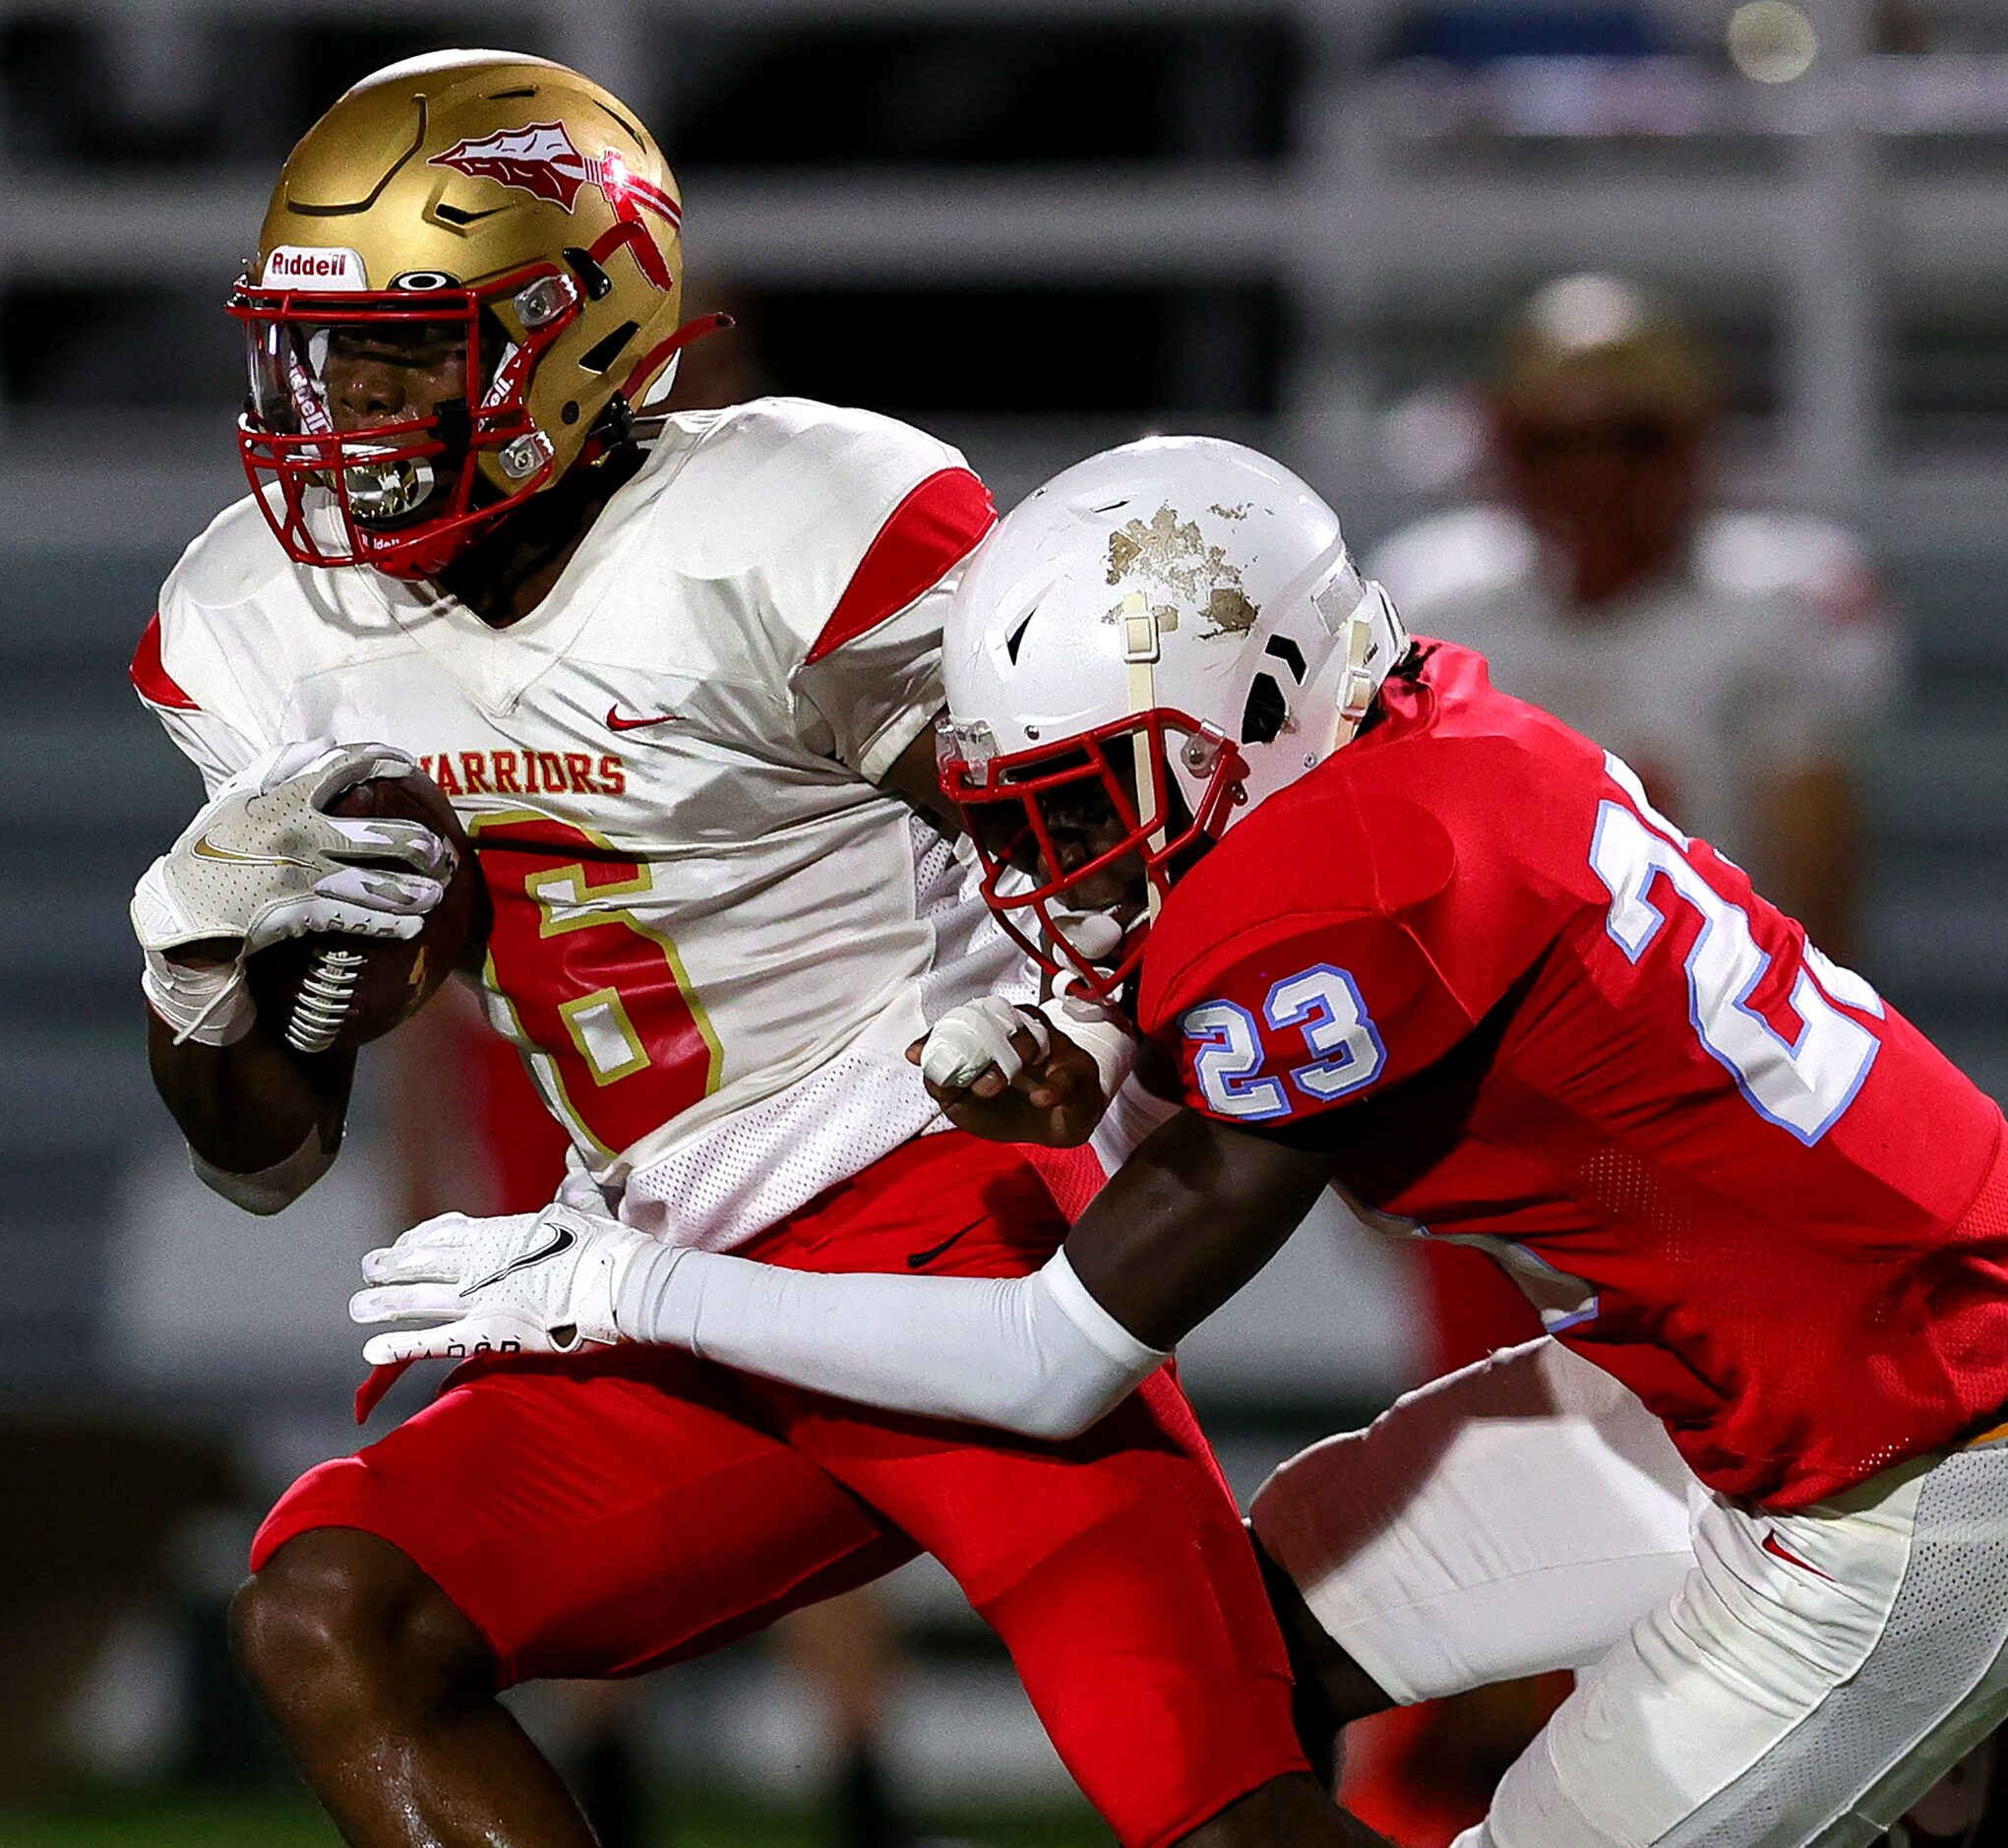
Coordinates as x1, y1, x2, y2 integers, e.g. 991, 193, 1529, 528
908, 992, 1136, 1147
130, 737, 450, 1045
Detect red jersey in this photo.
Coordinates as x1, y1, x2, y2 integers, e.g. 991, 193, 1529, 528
1138, 642, 2008, 1509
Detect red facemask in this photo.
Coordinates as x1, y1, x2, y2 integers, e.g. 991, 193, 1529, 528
228, 261, 587, 581
941, 708, 1246, 999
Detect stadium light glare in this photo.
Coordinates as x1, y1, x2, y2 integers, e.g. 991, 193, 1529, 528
1728, 2, 1819, 86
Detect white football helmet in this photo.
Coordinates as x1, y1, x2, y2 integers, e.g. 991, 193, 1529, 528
939, 436, 1408, 995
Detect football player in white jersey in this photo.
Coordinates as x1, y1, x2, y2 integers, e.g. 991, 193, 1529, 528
1370, 273, 1897, 964
126, 52, 1380, 1848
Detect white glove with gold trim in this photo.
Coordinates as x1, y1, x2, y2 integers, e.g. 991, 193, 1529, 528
350, 1201, 653, 1366
132, 738, 449, 1046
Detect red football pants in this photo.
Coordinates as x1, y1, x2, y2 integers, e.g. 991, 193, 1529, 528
254, 1131, 1307, 1847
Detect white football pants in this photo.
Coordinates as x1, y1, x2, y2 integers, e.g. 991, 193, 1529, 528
1250, 1338, 2008, 1848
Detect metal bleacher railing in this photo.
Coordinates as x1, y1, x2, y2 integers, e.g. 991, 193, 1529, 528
10, 0, 2008, 531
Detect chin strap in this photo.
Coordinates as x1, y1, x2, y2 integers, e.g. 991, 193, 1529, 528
1115, 591, 1167, 922
1321, 578, 1412, 752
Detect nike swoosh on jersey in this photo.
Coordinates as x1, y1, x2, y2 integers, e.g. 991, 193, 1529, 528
460, 1224, 578, 1297
192, 834, 319, 870
606, 706, 680, 732
1760, 1529, 1834, 1581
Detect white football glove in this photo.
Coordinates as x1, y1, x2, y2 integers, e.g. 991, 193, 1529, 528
349, 1201, 655, 1367
132, 738, 451, 1045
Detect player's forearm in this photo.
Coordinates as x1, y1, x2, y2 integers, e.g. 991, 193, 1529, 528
1064, 1104, 1338, 1349
616, 1244, 1167, 1440
615, 1107, 1330, 1434
147, 1009, 353, 1204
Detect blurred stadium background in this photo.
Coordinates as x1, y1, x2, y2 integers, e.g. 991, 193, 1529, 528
2, 0, 2005, 1842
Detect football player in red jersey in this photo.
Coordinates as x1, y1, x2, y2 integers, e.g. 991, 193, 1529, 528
373, 436, 2008, 1846
130, 53, 1384, 1848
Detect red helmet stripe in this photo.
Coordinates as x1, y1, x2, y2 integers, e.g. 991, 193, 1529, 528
807, 467, 997, 665
130, 612, 201, 711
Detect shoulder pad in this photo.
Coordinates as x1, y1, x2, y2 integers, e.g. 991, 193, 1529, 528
161, 491, 300, 615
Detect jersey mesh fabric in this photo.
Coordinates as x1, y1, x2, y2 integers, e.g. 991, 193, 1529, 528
1142, 644, 2008, 1509
1670, 1446, 2008, 1845
909, 814, 1040, 1030
621, 818, 1031, 1250
622, 1049, 943, 1250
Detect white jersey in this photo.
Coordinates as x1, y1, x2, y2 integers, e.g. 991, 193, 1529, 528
134, 397, 1033, 1251
1368, 505, 1901, 870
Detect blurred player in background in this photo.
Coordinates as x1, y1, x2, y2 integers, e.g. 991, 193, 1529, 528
1372, 273, 1895, 966
129, 52, 1375, 1848
1352, 277, 1908, 1841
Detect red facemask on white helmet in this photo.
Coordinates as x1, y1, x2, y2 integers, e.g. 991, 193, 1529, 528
938, 436, 1409, 998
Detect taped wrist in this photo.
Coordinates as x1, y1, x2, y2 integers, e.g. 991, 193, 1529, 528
143, 947, 255, 1048
1034, 990, 1137, 1098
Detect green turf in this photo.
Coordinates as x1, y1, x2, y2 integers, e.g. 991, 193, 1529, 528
0, 1788, 1113, 1847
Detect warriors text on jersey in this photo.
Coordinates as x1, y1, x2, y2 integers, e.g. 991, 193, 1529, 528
1138, 641, 2008, 1509
133, 398, 1033, 1250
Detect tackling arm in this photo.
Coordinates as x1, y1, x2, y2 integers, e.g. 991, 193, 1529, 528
354, 1105, 1330, 1435
615, 1105, 1330, 1437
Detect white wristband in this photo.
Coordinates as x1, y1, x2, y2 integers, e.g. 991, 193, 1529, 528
1034, 991, 1136, 1099
142, 947, 255, 1048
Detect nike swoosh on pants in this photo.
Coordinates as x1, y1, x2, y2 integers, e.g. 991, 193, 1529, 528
906, 1219, 985, 1269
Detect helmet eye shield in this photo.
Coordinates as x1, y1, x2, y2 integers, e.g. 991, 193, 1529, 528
250, 317, 471, 435
229, 265, 580, 577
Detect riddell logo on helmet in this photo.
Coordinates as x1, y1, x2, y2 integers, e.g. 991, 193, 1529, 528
263, 245, 368, 289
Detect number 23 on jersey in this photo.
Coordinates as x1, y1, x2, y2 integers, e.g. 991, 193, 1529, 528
1184, 751, 1883, 1144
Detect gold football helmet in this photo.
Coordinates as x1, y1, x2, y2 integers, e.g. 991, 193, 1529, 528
231, 49, 704, 579
1494, 274, 1716, 424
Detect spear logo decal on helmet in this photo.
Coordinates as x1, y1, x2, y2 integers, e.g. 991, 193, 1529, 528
430, 122, 683, 230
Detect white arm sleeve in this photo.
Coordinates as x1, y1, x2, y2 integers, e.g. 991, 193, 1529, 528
616, 1245, 1168, 1441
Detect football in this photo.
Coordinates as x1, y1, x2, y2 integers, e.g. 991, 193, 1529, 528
246, 768, 489, 1056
